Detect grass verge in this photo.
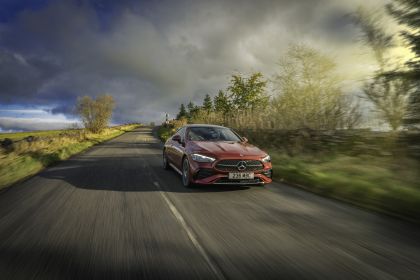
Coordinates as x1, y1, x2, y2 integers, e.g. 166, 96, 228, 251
157, 125, 176, 142
0, 124, 140, 190
270, 150, 420, 222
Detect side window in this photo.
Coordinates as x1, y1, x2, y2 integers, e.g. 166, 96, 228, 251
177, 127, 186, 142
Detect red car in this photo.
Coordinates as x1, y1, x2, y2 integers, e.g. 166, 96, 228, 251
163, 124, 272, 187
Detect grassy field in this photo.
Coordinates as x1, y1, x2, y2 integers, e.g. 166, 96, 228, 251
0, 124, 140, 190
157, 124, 420, 221
0, 129, 76, 141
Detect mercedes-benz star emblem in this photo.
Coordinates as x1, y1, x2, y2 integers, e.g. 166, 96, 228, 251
237, 161, 247, 171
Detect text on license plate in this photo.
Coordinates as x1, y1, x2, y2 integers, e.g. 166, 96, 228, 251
228, 172, 254, 179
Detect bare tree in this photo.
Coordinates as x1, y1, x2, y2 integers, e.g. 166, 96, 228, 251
77, 95, 115, 133
272, 44, 361, 130
387, 1, 420, 127
354, 7, 411, 130
363, 76, 411, 130
353, 8, 393, 71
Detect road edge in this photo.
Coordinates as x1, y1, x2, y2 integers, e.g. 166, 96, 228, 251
0, 125, 140, 195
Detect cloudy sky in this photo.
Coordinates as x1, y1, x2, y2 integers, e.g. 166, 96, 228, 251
0, 0, 398, 131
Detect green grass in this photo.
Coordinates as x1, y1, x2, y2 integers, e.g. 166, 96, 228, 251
270, 150, 420, 221
0, 124, 140, 190
0, 129, 76, 141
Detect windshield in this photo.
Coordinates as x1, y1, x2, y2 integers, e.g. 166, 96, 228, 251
187, 127, 242, 142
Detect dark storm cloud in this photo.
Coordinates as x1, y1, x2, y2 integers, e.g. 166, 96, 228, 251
0, 0, 387, 126
0, 0, 50, 22
49, 104, 76, 115
0, 48, 62, 103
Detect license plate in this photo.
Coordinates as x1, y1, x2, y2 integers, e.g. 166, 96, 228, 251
228, 172, 254, 180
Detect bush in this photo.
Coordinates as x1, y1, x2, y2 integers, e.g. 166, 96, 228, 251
77, 95, 115, 133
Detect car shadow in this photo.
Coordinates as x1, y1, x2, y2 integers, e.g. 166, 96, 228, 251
39, 151, 252, 193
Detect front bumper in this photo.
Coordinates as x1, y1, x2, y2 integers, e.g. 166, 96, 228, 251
189, 158, 273, 185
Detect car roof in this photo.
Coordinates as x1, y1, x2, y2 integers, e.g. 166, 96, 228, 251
184, 124, 226, 128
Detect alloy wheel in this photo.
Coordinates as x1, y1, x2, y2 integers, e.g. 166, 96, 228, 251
163, 152, 169, 169
182, 158, 190, 187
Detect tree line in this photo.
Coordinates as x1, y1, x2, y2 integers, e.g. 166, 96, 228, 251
176, 45, 362, 130
175, 0, 420, 131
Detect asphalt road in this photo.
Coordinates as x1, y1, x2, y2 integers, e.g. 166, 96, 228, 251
1, 127, 420, 280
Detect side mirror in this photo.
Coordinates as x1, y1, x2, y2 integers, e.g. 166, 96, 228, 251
172, 135, 181, 143
242, 137, 248, 143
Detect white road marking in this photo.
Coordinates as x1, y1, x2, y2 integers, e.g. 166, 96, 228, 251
153, 181, 226, 280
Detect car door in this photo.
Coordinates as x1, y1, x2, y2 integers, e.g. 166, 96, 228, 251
166, 127, 182, 165
165, 136, 175, 165
172, 127, 186, 170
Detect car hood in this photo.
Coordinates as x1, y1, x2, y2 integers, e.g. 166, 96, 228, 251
189, 141, 266, 157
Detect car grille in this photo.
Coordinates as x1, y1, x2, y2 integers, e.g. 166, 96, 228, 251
215, 159, 263, 172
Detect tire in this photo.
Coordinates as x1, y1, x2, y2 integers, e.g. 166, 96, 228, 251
163, 150, 170, 170
182, 157, 193, 188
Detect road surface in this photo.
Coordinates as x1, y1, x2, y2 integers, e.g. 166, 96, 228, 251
1, 127, 420, 280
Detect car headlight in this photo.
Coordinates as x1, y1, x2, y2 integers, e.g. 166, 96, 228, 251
191, 153, 216, 163
262, 155, 271, 163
